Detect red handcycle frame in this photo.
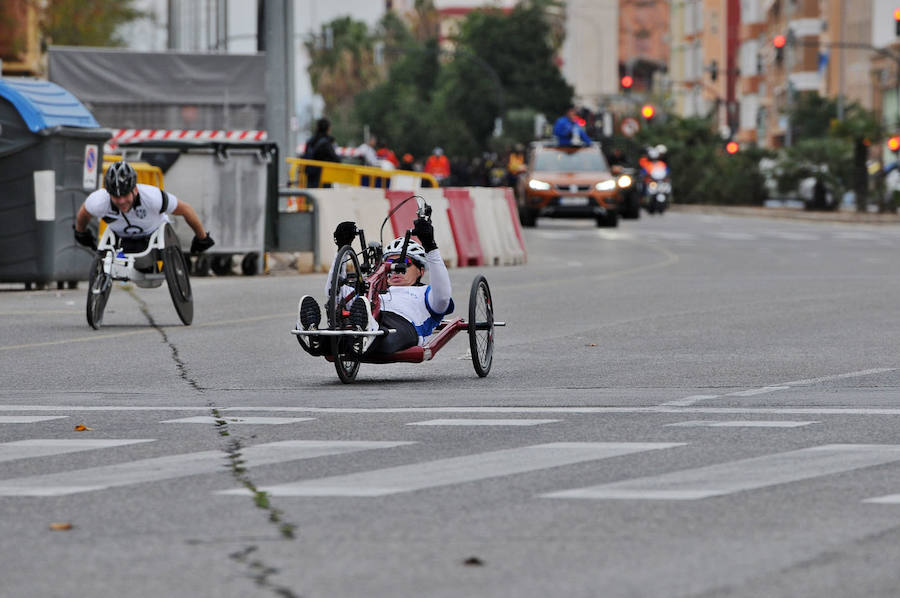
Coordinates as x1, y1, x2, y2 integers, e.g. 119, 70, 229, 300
292, 196, 502, 383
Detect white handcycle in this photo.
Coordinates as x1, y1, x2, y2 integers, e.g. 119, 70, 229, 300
86, 223, 193, 329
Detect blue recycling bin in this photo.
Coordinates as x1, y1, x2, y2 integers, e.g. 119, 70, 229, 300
0, 78, 111, 286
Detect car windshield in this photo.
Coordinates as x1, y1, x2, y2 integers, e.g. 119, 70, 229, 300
533, 149, 609, 172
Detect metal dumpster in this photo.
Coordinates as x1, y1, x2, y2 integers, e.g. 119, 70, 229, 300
0, 78, 111, 287
112, 139, 278, 275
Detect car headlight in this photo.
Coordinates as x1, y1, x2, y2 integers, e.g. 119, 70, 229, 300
595, 179, 616, 191
528, 178, 551, 191
617, 174, 633, 188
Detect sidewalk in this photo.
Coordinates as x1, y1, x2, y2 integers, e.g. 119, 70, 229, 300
670, 204, 900, 225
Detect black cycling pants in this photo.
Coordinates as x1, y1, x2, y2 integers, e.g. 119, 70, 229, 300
369, 310, 417, 354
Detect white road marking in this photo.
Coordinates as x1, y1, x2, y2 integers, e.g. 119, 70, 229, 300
778, 368, 895, 387
711, 231, 757, 240
862, 494, 900, 504
543, 444, 900, 501
5, 405, 900, 417
658, 368, 896, 407
160, 416, 315, 425
0, 439, 154, 463
766, 231, 819, 241
658, 394, 720, 407
0, 416, 68, 423
406, 419, 560, 426
0, 440, 412, 497
727, 386, 790, 397
218, 442, 684, 498
665, 420, 819, 428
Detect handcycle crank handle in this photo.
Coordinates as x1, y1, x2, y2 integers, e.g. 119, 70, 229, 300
291, 329, 396, 337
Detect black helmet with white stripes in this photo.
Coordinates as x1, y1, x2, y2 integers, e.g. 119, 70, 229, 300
104, 161, 137, 196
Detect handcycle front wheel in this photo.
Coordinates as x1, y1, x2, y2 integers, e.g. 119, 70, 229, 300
86, 252, 111, 330
328, 245, 366, 383
163, 224, 194, 325
468, 274, 494, 377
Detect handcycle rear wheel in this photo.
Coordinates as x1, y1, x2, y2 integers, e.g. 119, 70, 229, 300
468, 274, 494, 377
163, 224, 194, 325
328, 245, 366, 383
86, 252, 111, 330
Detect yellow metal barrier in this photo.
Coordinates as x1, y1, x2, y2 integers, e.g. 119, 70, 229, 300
285, 157, 438, 189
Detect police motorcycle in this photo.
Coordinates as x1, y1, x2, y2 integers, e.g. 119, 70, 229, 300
641, 146, 671, 215
85, 223, 194, 329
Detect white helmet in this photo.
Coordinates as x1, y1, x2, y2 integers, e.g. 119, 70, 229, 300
383, 237, 427, 267
647, 148, 660, 160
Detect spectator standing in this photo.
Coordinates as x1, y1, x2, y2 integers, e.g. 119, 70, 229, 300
400, 152, 415, 171
552, 105, 591, 147
425, 147, 451, 184
356, 136, 379, 167
376, 141, 400, 169
302, 118, 340, 187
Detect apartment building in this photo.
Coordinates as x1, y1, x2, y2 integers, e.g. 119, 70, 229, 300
669, 0, 736, 133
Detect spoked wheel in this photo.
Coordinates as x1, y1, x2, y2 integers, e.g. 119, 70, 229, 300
86, 253, 111, 330
468, 274, 494, 377
163, 224, 194, 325
327, 245, 365, 383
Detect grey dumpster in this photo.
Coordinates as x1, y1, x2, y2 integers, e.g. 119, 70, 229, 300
0, 78, 111, 287
114, 139, 278, 276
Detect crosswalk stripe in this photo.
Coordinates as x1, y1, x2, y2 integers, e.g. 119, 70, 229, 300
217, 442, 684, 498
0, 439, 155, 463
542, 444, 900, 501
406, 419, 560, 426
160, 416, 315, 425
0, 416, 69, 424
0, 440, 412, 497
665, 420, 819, 428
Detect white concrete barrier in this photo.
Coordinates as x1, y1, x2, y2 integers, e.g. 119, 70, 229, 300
467, 186, 526, 266
312, 188, 389, 271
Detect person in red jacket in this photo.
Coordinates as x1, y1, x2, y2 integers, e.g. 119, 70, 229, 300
424, 147, 450, 184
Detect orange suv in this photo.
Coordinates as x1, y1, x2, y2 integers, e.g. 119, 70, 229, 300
516, 141, 621, 227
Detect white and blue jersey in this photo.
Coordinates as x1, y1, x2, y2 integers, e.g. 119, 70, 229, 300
379, 284, 455, 343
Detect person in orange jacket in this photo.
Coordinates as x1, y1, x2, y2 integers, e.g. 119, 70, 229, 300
424, 147, 450, 184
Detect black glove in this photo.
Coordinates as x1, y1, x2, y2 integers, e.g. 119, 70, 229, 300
74, 229, 97, 251
333, 221, 358, 248
412, 217, 437, 252
190, 233, 215, 253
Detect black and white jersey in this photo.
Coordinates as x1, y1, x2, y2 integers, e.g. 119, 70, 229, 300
83, 184, 179, 238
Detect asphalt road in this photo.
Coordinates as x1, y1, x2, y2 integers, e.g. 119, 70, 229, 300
3, 210, 900, 597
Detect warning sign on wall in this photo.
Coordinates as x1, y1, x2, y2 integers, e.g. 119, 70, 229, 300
83, 144, 98, 190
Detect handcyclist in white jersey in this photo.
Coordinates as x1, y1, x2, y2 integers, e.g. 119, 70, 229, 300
298, 218, 454, 355
73, 161, 215, 263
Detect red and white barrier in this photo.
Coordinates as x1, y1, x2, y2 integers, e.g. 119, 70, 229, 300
105, 129, 267, 153
310, 187, 526, 272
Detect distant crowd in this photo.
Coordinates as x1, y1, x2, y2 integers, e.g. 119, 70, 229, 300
299, 117, 527, 189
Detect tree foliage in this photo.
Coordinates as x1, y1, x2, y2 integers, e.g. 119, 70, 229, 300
632, 116, 771, 205
304, 16, 380, 123
42, 0, 149, 47
310, 7, 573, 159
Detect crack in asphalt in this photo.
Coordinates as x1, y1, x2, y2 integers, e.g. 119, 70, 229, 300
128, 288, 301, 597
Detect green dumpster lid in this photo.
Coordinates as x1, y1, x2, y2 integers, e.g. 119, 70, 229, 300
0, 78, 100, 132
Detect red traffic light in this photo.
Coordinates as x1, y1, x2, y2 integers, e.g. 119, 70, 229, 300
621, 75, 634, 89
894, 8, 900, 20
640, 104, 655, 119
725, 141, 739, 154
773, 34, 786, 49
889, 136, 900, 152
